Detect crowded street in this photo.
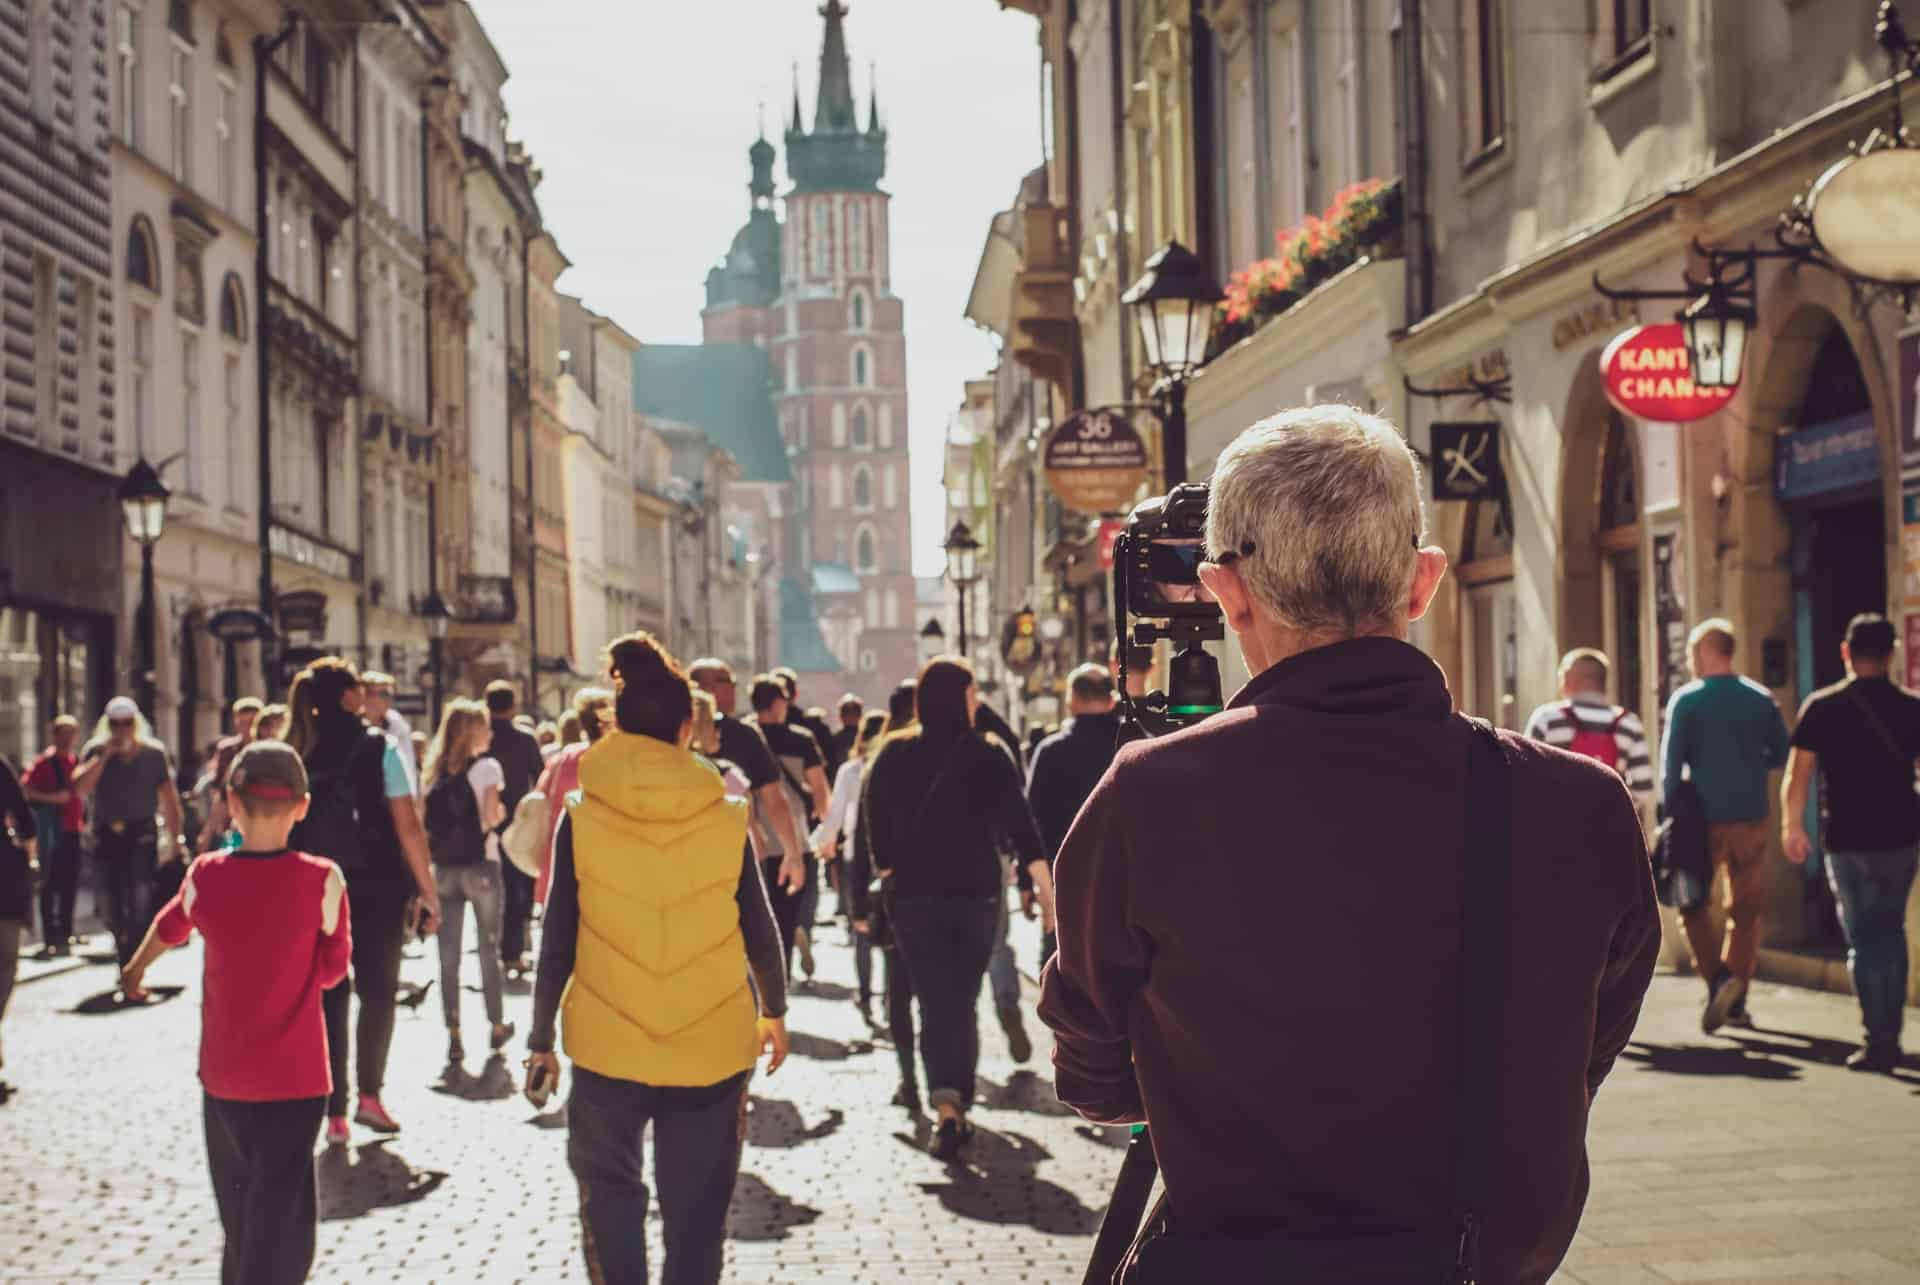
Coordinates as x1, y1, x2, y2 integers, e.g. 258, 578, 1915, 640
2, 914, 1917, 1284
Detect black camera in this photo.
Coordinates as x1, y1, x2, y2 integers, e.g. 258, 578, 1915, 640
1111, 481, 1226, 735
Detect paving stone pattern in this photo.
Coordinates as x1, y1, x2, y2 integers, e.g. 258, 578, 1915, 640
1, 911, 1918, 1282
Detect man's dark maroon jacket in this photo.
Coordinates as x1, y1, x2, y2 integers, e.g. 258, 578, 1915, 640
1036, 637, 1660, 1285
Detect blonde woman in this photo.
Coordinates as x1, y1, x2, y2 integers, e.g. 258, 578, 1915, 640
422, 698, 512, 1063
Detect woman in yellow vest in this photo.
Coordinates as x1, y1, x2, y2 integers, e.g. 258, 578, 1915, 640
525, 632, 789, 1285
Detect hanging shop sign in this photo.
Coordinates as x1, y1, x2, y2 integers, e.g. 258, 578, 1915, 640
275, 590, 328, 640
1429, 422, 1503, 502
1600, 324, 1737, 423
205, 605, 271, 644
1044, 409, 1150, 515
1001, 608, 1041, 675
1775, 411, 1880, 503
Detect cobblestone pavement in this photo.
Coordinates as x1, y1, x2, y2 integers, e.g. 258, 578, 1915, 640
2, 908, 1919, 1283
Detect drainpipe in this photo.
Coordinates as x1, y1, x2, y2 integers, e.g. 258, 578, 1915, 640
1108, 0, 1132, 394
521, 230, 536, 706
254, 16, 300, 696
1189, 1, 1218, 272
350, 27, 368, 671
1401, 0, 1432, 324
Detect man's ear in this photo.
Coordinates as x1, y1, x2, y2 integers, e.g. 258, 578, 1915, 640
1407, 548, 1450, 623
1198, 561, 1258, 635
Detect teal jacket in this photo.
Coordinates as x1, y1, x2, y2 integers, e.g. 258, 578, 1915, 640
1659, 675, 1790, 824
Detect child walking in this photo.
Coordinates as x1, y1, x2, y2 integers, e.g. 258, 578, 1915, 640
121, 741, 352, 1285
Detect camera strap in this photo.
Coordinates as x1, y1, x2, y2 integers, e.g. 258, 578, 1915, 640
1450, 718, 1511, 1281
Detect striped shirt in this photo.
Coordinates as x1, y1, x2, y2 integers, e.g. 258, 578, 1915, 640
1523, 696, 1654, 798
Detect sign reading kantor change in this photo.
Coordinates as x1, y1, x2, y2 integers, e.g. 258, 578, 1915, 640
1600, 323, 1736, 423
1044, 409, 1151, 515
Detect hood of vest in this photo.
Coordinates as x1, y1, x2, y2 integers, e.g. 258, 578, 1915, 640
570, 732, 747, 845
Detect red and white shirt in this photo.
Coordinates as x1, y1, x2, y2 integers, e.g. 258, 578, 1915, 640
152, 848, 352, 1102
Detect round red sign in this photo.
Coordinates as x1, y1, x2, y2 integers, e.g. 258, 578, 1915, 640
1599, 322, 1736, 423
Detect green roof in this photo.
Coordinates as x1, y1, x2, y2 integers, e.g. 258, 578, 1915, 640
779, 577, 841, 673
811, 563, 861, 595
631, 345, 790, 484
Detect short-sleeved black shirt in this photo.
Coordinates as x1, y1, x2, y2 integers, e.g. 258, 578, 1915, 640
1791, 676, 1920, 851
717, 716, 777, 789
761, 721, 824, 827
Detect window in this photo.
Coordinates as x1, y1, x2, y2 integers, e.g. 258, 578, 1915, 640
884, 589, 900, 629
828, 464, 843, 509
852, 347, 870, 388
223, 354, 242, 510
812, 202, 831, 277
854, 525, 877, 574
167, 0, 191, 38
181, 330, 200, 494
29, 0, 53, 124
169, 45, 192, 184
1267, 21, 1307, 229
131, 306, 153, 455
215, 81, 235, 212
1465, 0, 1507, 159
851, 406, 870, 449
878, 404, 894, 450
850, 289, 867, 331
218, 273, 245, 339
832, 404, 847, 448
882, 466, 897, 510
76, 278, 98, 437
33, 255, 57, 438
848, 202, 866, 273
866, 589, 880, 623
1614, 0, 1652, 57
117, 4, 142, 147
852, 466, 872, 511
126, 217, 158, 291
784, 345, 797, 393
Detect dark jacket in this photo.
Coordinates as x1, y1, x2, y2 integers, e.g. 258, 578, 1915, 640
789, 707, 842, 779
290, 712, 403, 885
1036, 638, 1660, 1285
1652, 778, 1710, 908
855, 730, 1045, 916
1025, 711, 1122, 863
489, 718, 545, 831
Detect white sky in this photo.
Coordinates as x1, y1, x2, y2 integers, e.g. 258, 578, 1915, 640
476, 0, 1043, 577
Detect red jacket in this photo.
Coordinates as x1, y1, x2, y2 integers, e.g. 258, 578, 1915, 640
1036, 638, 1659, 1285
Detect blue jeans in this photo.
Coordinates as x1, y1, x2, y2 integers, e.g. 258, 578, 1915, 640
988, 884, 1020, 1011
567, 1065, 749, 1285
435, 863, 505, 1030
1825, 846, 1919, 1052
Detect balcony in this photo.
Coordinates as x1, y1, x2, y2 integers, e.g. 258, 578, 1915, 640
1010, 203, 1074, 389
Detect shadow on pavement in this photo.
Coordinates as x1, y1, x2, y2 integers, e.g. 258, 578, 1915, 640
915, 1127, 1101, 1235
788, 1031, 858, 1061
977, 1070, 1072, 1117
746, 1096, 845, 1149
726, 1171, 823, 1241
1074, 1123, 1131, 1150
317, 1139, 449, 1221
1726, 1026, 1860, 1067
68, 985, 185, 1015
432, 1055, 516, 1101
791, 979, 856, 1002
1621, 1041, 1801, 1080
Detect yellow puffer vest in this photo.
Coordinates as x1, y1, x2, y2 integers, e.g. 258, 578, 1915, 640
561, 733, 757, 1087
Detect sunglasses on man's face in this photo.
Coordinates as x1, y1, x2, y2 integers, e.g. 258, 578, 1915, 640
108, 719, 134, 730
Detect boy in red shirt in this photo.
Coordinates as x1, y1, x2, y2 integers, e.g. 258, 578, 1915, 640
122, 741, 351, 1285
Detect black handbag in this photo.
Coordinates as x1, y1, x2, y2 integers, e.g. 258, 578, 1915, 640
1099, 718, 1512, 1285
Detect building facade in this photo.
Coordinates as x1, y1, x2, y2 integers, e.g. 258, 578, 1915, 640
0, 0, 122, 766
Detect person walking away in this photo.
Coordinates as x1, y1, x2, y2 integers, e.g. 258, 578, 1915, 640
1524, 649, 1654, 817
1038, 406, 1660, 1283
861, 659, 1055, 1159
831, 695, 864, 769
1781, 613, 1920, 1071
971, 703, 1035, 1066
359, 674, 419, 803
286, 659, 441, 1145
753, 676, 830, 983
72, 698, 186, 974
851, 681, 922, 1109
120, 742, 351, 1285
1025, 663, 1123, 963
818, 711, 889, 1024
772, 667, 844, 779
194, 700, 263, 851
0, 753, 37, 1092
484, 682, 545, 979
526, 633, 790, 1285
1660, 619, 1790, 1033
23, 716, 84, 958
422, 699, 515, 1063
253, 704, 289, 743
528, 689, 615, 907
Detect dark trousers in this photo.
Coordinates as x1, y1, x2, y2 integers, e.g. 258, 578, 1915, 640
884, 944, 916, 1093
96, 824, 157, 968
567, 1065, 749, 1285
38, 829, 81, 945
1826, 847, 1920, 1053
321, 880, 407, 1117
888, 894, 999, 1111
758, 856, 814, 971
202, 1092, 325, 1285
500, 858, 534, 963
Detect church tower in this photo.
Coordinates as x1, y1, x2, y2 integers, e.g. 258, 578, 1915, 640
770, 0, 915, 698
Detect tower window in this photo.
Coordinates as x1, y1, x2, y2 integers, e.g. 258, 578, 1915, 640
850, 290, 867, 331
852, 346, 870, 388
851, 406, 870, 449
855, 525, 877, 574
812, 203, 831, 277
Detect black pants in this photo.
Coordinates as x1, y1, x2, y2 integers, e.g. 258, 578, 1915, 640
96, 824, 157, 968
321, 879, 408, 1117
884, 943, 916, 1093
38, 829, 80, 945
888, 894, 999, 1112
757, 856, 817, 972
500, 858, 534, 963
203, 1093, 325, 1285
567, 1065, 749, 1285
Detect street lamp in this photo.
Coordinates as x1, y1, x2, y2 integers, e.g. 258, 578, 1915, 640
421, 590, 451, 726
118, 458, 171, 717
943, 521, 982, 657
1121, 240, 1224, 486
1678, 282, 1755, 390
918, 617, 946, 665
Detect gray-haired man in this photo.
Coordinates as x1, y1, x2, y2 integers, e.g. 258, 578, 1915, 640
1038, 404, 1659, 1282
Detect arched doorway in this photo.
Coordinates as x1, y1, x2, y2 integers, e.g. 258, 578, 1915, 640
1457, 495, 1517, 727
1596, 412, 1643, 709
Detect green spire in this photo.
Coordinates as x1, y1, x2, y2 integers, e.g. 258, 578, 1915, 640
785, 1, 886, 192
814, 0, 856, 132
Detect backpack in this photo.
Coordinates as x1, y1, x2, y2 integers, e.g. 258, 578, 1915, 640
291, 728, 386, 870
1561, 701, 1628, 777
425, 767, 487, 867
